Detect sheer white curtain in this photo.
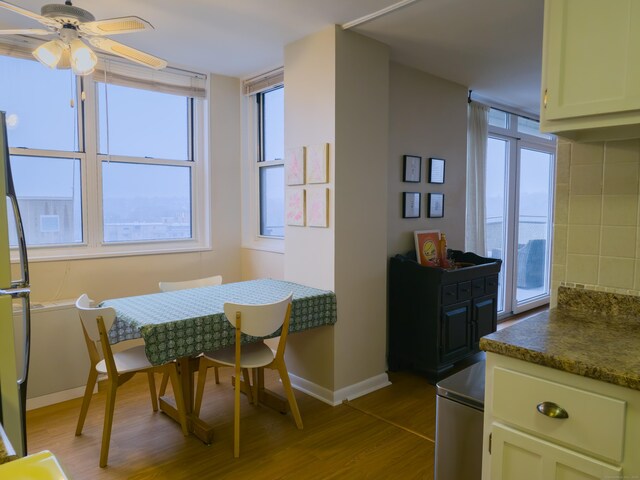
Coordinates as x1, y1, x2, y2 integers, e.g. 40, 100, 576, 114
465, 102, 489, 254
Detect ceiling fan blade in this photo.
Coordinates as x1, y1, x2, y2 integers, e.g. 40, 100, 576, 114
79, 16, 153, 36
0, 28, 52, 35
0, 1, 59, 28
89, 37, 167, 70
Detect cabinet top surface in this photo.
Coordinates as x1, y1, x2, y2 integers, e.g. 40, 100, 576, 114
480, 307, 640, 391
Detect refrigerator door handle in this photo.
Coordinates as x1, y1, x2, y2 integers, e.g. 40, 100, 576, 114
18, 292, 31, 387
6, 182, 29, 288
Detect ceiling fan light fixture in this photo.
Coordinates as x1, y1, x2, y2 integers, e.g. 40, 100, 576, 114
32, 39, 64, 69
69, 38, 97, 75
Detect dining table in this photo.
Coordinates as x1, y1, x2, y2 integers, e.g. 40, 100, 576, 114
100, 278, 337, 444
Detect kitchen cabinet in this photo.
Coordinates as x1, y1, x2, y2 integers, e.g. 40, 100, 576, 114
388, 251, 501, 382
540, 0, 640, 141
482, 353, 640, 479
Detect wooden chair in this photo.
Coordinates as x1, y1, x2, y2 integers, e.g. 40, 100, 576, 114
74, 294, 188, 468
157, 274, 223, 396
194, 292, 303, 457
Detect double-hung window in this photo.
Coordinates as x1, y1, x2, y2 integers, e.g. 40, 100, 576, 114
256, 86, 284, 238
0, 42, 208, 260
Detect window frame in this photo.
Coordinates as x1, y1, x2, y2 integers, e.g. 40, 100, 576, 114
4, 53, 209, 262
241, 81, 284, 253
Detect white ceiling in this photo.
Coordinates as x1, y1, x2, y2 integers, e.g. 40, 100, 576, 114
0, 0, 544, 115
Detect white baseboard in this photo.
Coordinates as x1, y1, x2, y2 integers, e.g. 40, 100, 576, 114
26, 384, 96, 411
290, 372, 391, 406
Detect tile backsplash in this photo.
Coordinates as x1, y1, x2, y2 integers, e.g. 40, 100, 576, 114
552, 138, 640, 306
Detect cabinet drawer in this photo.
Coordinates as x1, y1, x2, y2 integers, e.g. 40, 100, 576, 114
457, 281, 472, 301
472, 278, 484, 297
492, 367, 626, 463
442, 284, 458, 305
485, 274, 498, 294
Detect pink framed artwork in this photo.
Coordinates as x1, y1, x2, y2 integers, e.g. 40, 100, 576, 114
285, 146, 305, 186
286, 189, 305, 226
307, 188, 329, 227
306, 143, 329, 184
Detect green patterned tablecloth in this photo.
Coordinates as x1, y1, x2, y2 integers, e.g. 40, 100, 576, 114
100, 279, 337, 366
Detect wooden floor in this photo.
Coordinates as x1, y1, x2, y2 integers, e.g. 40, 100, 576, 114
27, 368, 437, 479
26, 308, 545, 479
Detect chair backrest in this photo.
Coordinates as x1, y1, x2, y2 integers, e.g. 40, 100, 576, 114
223, 293, 293, 338
158, 275, 223, 292
76, 294, 117, 342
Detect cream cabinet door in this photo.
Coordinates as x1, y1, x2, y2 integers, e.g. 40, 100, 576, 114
543, 0, 640, 120
490, 423, 621, 480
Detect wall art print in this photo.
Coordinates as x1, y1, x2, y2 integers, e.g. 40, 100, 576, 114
285, 146, 305, 185
306, 143, 329, 184
286, 189, 306, 226
307, 187, 329, 227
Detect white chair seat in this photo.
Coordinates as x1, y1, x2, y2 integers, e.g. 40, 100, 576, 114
204, 342, 274, 369
95, 344, 153, 375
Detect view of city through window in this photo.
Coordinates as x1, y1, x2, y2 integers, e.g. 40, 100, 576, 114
1, 54, 195, 248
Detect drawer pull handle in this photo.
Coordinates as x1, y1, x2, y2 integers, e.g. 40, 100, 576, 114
536, 401, 569, 419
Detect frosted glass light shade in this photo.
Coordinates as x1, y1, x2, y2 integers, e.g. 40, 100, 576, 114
70, 39, 97, 75
33, 40, 64, 68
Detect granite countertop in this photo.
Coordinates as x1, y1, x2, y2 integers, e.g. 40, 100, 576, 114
480, 307, 640, 391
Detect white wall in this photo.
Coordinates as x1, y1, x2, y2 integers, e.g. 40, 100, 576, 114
283, 26, 390, 399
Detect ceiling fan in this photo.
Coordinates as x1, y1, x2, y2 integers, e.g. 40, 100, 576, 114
0, 0, 167, 75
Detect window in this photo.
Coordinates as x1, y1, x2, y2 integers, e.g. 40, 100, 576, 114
257, 86, 284, 238
485, 109, 556, 317
0, 49, 207, 259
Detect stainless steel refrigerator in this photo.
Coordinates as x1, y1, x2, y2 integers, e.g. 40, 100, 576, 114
0, 110, 31, 457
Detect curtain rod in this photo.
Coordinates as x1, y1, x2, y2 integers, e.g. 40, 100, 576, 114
468, 90, 539, 122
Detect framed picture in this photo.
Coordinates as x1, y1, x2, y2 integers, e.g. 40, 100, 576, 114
403, 155, 421, 182
414, 230, 441, 266
429, 157, 445, 184
307, 143, 329, 184
285, 146, 305, 185
307, 187, 329, 227
428, 193, 444, 218
402, 192, 421, 218
286, 189, 306, 226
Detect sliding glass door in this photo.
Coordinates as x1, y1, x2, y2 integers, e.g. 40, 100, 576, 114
485, 111, 555, 316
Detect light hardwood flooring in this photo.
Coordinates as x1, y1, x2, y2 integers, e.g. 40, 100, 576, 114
27, 368, 437, 479
26, 308, 544, 479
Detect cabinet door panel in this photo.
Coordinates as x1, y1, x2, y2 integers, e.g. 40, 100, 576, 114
491, 423, 622, 480
473, 295, 497, 341
544, 0, 640, 120
440, 302, 471, 362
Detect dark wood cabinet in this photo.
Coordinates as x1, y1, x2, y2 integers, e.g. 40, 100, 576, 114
388, 250, 501, 382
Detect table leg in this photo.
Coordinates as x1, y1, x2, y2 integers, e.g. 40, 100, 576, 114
234, 368, 289, 414
159, 356, 215, 445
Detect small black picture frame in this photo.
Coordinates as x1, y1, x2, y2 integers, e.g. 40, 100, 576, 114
429, 157, 445, 184
428, 193, 444, 218
403, 192, 421, 218
403, 155, 422, 183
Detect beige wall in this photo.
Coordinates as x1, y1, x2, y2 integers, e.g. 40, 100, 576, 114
387, 63, 469, 257
551, 138, 640, 306
26, 73, 243, 304
283, 26, 390, 394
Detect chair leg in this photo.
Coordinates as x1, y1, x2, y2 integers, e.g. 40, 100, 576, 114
276, 361, 303, 429
167, 365, 189, 436
147, 371, 158, 412
75, 367, 98, 436
194, 359, 209, 417
234, 365, 241, 458
214, 366, 220, 385
99, 379, 118, 468
158, 372, 170, 397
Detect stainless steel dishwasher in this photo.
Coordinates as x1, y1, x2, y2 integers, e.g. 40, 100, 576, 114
434, 359, 485, 480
